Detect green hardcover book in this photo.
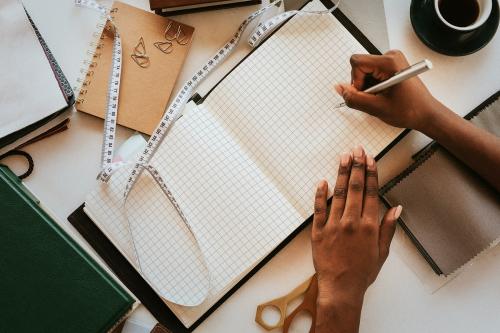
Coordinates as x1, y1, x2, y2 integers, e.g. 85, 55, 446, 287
0, 166, 135, 333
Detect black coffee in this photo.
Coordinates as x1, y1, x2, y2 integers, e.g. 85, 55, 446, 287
438, 0, 480, 27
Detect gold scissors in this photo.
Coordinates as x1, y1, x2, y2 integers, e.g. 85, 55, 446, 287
255, 274, 318, 333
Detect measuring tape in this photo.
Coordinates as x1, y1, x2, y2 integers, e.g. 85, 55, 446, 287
78, 0, 340, 305
76, 0, 121, 175
248, 1, 340, 47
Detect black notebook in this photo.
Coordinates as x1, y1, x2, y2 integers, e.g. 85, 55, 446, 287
68, 0, 409, 331
380, 91, 500, 276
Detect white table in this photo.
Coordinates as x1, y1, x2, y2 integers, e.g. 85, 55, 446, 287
6, 0, 500, 332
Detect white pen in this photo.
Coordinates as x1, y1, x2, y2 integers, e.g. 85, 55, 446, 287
335, 59, 433, 108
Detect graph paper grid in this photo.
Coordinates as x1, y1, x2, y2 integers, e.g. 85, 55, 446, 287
85, 0, 403, 326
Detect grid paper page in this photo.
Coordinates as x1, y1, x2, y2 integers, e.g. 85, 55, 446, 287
85, 161, 210, 306
201, 0, 403, 219
143, 105, 302, 322
85, 103, 302, 320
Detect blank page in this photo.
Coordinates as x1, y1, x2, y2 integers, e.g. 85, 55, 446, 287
0, 0, 66, 138
23, 0, 106, 92
201, 1, 403, 219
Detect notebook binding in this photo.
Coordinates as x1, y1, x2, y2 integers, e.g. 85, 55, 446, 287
74, 9, 108, 96
25, 10, 75, 105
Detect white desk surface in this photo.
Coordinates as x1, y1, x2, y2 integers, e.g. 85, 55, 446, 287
5, 0, 500, 332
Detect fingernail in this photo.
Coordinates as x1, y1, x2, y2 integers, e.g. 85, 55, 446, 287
394, 205, 403, 219
366, 155, 375, 167
318, 180, 327, 190
334, 84, 343, 95
353, 145, 364, 158
340, 153, 350, 166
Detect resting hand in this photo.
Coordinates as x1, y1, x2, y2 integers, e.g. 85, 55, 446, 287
312, 146, 402, 333
335, 50, 443, 132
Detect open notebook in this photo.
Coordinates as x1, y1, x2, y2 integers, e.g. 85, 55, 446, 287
74, 0, 404, 329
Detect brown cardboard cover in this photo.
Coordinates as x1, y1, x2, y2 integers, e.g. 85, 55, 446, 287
76, 1, 194, 135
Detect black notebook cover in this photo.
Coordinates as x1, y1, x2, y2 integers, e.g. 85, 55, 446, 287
68, 1, 409, 331
153, 0, 262, 16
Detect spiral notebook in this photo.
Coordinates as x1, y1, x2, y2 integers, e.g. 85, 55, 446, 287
380, 92, 500, 276
76, 1, 194, 135
69, 0, 406, 330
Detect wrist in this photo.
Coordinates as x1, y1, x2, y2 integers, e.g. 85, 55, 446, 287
414, 99, 454, 137
411, 96, 442, 132
315, 285, 365, 332
317, 278, 366, 308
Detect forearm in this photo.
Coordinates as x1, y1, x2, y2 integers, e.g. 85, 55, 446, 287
419, 102, 500, 191
316, 287, 365, 333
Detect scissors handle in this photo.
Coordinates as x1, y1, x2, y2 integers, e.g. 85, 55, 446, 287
282, 274, 318, 333
255, 274, 316, 331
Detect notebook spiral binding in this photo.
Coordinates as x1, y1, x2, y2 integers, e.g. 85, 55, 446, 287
74, 10, 108, 100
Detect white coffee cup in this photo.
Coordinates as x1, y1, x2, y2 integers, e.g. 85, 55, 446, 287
434, 0, 493, 31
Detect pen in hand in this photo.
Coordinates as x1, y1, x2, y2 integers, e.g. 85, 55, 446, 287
334, 59, 433, 108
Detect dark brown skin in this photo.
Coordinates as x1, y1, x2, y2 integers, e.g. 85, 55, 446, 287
312, 50, 500, 333
336, 50, 500, 191
312, 148, 400, 333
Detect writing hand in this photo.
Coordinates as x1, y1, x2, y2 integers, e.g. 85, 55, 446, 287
335, 50, 443, 132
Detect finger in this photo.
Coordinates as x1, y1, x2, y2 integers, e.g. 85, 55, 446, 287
334, 83, 346, 96
378, 205, 402, 261
340, 85, 390, 116
362, 155, 379, 221
343, 145, 366, 220
313, 180, 329, 231
350, 54, 399, 90
330, 152, 352, 223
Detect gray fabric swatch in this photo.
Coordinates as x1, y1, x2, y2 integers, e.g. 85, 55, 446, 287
382, 95, 500, 275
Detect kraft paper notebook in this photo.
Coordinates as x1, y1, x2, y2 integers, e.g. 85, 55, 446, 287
68, 0, 407, 330
76, 1, 194, 135
380, 91, 500, 276
0, 166, 135, 333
